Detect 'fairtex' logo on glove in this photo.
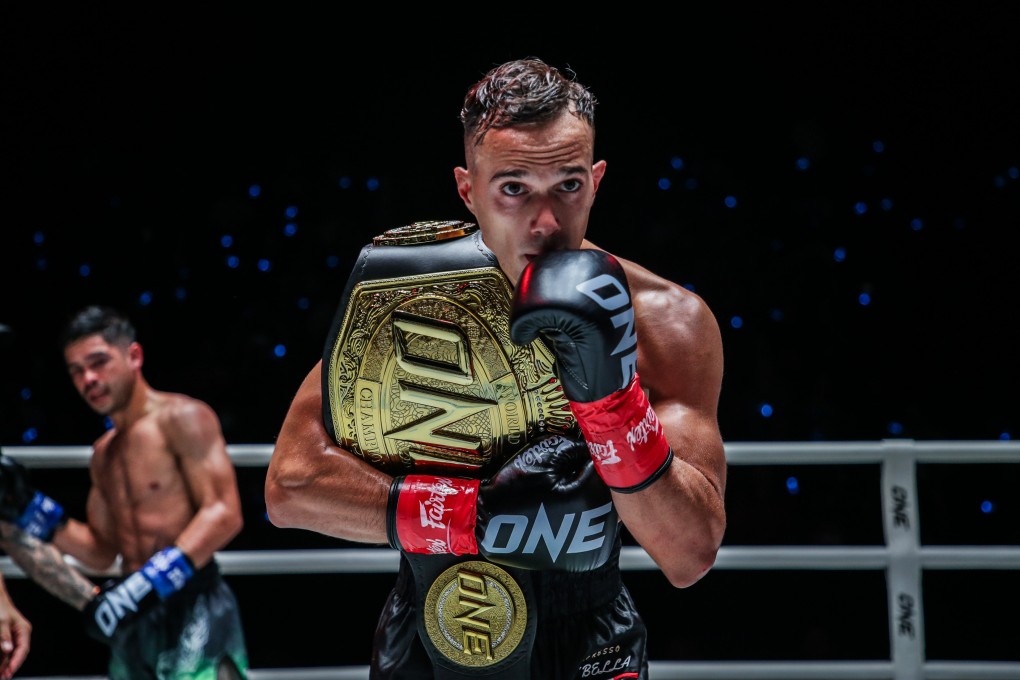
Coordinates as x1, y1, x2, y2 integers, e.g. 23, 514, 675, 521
587, 439, 622, 465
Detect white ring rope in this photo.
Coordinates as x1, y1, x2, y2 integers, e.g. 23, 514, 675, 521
4, 439, 1018, 680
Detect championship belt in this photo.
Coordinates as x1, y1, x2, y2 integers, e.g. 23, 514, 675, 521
321, 220, 579, 677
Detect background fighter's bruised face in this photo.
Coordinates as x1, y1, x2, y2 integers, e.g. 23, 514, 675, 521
65, 335, 138, 415
455, 110, 606, 285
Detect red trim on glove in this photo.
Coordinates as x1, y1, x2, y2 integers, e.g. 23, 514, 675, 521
569, 374, 672, 491
393, 475, 480, 556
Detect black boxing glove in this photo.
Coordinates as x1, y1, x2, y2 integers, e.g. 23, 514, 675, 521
0, 453, 67, 540
83, 546, 195, 643
387, 434, 618, 572
510, 249, 674, 493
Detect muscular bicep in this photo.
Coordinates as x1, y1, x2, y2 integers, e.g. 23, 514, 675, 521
164, 399, 243, 563
639, 286, 726, 493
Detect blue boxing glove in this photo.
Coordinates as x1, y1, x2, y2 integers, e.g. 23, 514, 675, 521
511, 250, 674, 493
83, 546, 195, 643
0, 453, 66, 540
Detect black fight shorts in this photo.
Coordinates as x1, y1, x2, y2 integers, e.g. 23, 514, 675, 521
371, 555, 647, 680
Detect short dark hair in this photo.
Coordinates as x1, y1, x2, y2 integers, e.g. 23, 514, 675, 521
459, 57, 597, 148
60, 305, 136, 350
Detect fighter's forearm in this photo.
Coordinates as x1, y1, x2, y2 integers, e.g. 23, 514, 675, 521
0, 522, 98, 610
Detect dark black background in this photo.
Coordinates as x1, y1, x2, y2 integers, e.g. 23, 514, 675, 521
2, 6, 1019, 676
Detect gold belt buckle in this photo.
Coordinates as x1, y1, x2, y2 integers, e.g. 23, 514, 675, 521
424, 560, 528, 667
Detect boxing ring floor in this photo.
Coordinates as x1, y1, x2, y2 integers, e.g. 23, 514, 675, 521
4, 440, 1019, 680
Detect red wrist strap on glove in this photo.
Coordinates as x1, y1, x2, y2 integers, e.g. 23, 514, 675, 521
393, 475, 480, 555
570, 374, 674, 493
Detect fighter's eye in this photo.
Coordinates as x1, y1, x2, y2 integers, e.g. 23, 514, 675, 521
501, 182, 525, 196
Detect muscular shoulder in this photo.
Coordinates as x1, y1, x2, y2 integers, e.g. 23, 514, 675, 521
601, 248, 723, 406
152, 392, 224, 452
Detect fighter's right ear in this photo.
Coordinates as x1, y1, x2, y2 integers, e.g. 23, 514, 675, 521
454, 166, 476, 215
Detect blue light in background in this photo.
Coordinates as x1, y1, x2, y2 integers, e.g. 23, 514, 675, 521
888, 421, 904, 435
175, 287, 187, 301
248, 184, 261, 198
796, 157, 810, 170
221, 235, 233, 248
273, 344, 286, 358
139, 291, 153, 306
724, 195, 737, 208
19, 388, 31, 400
859, 292, 872, 306
326, 255, 339, 268
760, 403, 773, 418
297, 297, 311, 310
671, 156, 684, 170
21, 428, 38, 444
227, 255, 240, 269
285, 205, 298, 219
33, 231, 44, 245
786, 476, 799, 494
338, 176, 352, 189
880, 198, 893, 211
257, 259, 271, 272
366, 177, 380, 191
980, 500, 994, 514
283, 223, 298, 237
658, 177, 671, 190
854, 201, 868, 215
730, 315, 743, 329
910, 218, 923, 231
834, 247, 847, 262
873, 140, 885, 153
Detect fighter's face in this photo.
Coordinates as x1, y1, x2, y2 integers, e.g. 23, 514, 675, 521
64, 334, 138, 415
455, 110, 606, 285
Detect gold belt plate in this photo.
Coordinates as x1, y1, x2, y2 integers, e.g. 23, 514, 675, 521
324, 229, 576, 475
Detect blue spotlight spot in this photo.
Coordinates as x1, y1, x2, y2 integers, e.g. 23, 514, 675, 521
285, 205, 298, 219
366, 177, 380, 191
880, 198, 893, 211
257, 259, 271, 272
227, 255, 240, 269
795, 157, 810, 170
221, 235, 233, 248
682, 283, 696, 292
888, 421, 904, 435
1009, 167, 1019, 180
724, 195, 737, 208
79, 264, 91, 277
248, 184, 261, 198
994, 176, 1006, 188
760, 403, 773, 418
730, 315, 743, 329
858, 292, 871, 306
283, 222, 298, 237
103, 416, 114, 430
326, 255, 339, 268
273, 344, 287, 358
833, 247, 847, 262
35, 258, 47, 271
19, 388, 31, 400
175, 286, 187, 301
872, 140, 885, 153
139, 291, 153, 306
854, 201, 868, 215
670, 156, 684, 170
910, 218, 923, 231
999, 431, 1012, 441
786, 476, 799, 494
297, 297, 311, 310
770, 308, 784, 322
338, 176, 352, 189
33, 231, 45, 245
685, 178, 698, 190
980, 500, 994, 514
21, 428, 38, 444
658, 177, 671, 190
